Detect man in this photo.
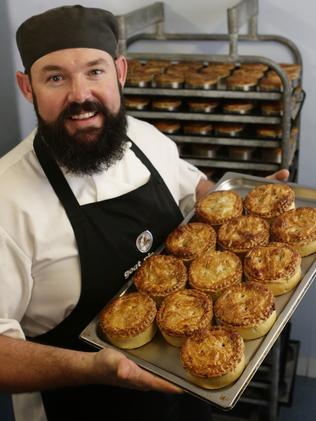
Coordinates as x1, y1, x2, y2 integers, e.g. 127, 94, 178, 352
0, 5, 288, 421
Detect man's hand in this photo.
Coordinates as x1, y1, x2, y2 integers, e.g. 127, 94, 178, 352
265, 169, 289, 181
92, 347, 182, 393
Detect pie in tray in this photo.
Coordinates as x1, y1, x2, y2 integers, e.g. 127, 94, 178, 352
244, 242, 302, 295
165, 222, 216, 262
214, 282, 276, 340
189, 249, 242, 299
218, 215, 270, 255
156, 289, 213, 347
271, 207, 316, 257
98, 292, 157, 349
244, 183, 295, 220
195, 190, 243, 228
133, 254, 187, 304
180, 326, 245, 389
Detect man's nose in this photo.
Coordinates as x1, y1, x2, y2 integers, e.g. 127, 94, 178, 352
67, 77, 91, 103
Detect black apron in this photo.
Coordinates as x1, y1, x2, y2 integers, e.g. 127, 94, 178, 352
32, 133, 213, 421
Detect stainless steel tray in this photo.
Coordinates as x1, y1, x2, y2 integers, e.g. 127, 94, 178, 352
80, 172, 316, 410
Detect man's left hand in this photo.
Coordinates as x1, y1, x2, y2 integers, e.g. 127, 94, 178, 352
266, 169, 289, 181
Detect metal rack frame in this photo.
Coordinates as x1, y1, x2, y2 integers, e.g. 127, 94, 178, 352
117, 0, 304, 177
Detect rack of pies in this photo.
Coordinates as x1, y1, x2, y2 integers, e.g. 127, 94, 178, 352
120, 0, 304, 182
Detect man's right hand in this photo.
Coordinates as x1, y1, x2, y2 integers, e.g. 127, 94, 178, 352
92, 346, 182, 393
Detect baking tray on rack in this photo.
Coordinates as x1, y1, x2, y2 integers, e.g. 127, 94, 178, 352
80, 171, 316, 410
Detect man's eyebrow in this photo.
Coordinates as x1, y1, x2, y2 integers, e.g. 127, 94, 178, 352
40, 59, 109, 73
40, 65, 64, 73
86, 58, 108, 67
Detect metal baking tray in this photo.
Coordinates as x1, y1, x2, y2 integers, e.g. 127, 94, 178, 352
80, 172, 316, 410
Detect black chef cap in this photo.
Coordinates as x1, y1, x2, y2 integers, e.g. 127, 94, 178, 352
16, 5, 119, 71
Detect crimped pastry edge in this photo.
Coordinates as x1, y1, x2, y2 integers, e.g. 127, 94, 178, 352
195, 190, 243, 226
219, 310, 277, 340
217, 215, 270, 252
214, 282, 276, 328
244, 242, 301, 282
180, 326, 245, 378
156, 289, 213, 342
271, 207, 316, 246
133, 254, 187, 297
165, 222, 216, 259
189, 249, 242, 292
186, 354, 246, 389
99, 292, 157, 339
245, 265, 302, 296
244, 183, 295, 219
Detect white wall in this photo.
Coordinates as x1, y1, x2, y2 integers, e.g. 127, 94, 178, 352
5, 0, 316, 376
0, 1, 20, 155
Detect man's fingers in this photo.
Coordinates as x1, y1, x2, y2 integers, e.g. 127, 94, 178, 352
117, 357, 182, 393
266, 169, 289, 181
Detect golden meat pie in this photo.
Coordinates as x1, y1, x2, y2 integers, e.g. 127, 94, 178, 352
218, 215, 270, 255
133, 254, 187, 305
214, 282, 276, 340
271, 207, 316, 257
244, 242, 302, 295
98, 292, 157, 349
156, 289, 213, 347
165, 222, 216, 262
244, 183, 295, 220
195, 190, 243, 228
189, 249, 242, 298
180, 326, 245, 389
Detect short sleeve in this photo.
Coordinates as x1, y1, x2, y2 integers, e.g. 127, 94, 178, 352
0, 226, 32, 339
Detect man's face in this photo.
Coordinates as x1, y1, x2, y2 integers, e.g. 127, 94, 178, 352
26, 48, 128, 174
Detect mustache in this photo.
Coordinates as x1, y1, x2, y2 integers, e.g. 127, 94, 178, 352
61, 100, 105, 120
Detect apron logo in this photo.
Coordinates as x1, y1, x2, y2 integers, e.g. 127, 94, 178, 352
136, 230, 153, 253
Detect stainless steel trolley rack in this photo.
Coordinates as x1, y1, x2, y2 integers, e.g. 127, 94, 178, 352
118, 0, 304, 181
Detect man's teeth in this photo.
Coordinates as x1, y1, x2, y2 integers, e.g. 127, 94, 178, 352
71, 111, 96, 120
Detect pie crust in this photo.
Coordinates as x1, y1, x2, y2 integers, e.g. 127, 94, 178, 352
154, 120, 181, 134
223, 101, 255, 114
98, 292, 157, 349
133, 254, 187, 304
151, 98, 182, 111
244, 183, 295, 220
157, 289, 213, 347
189, 249, 242, 298
165, 222, 216, 261
180, 326, 245, 389
239, 63, 269, 72
271, 207, 316, 256
124, 96, 150, 110
195, 190, 243, 228
256, 125, 282, 138
183, 122, 213, 135
214, 123, 246, 136
218, 215, 270, 255
244, 242, 302, 295
214, 282, 276, 340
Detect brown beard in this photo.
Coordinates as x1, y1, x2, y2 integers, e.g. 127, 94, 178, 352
33, 91, 127, 175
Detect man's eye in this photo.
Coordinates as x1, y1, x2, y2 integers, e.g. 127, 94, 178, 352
49, 75, 63, 82
90, 69, 104, 76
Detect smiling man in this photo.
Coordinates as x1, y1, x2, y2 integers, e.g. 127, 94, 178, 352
0, 5, 288, 421
0, 5, 216, 421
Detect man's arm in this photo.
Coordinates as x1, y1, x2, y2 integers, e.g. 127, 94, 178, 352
195, 169, 290, 201
0, 335, 181, 394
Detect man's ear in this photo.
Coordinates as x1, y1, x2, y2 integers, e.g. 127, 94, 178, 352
16, 71, 34, 103
115, 55, 128, 88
